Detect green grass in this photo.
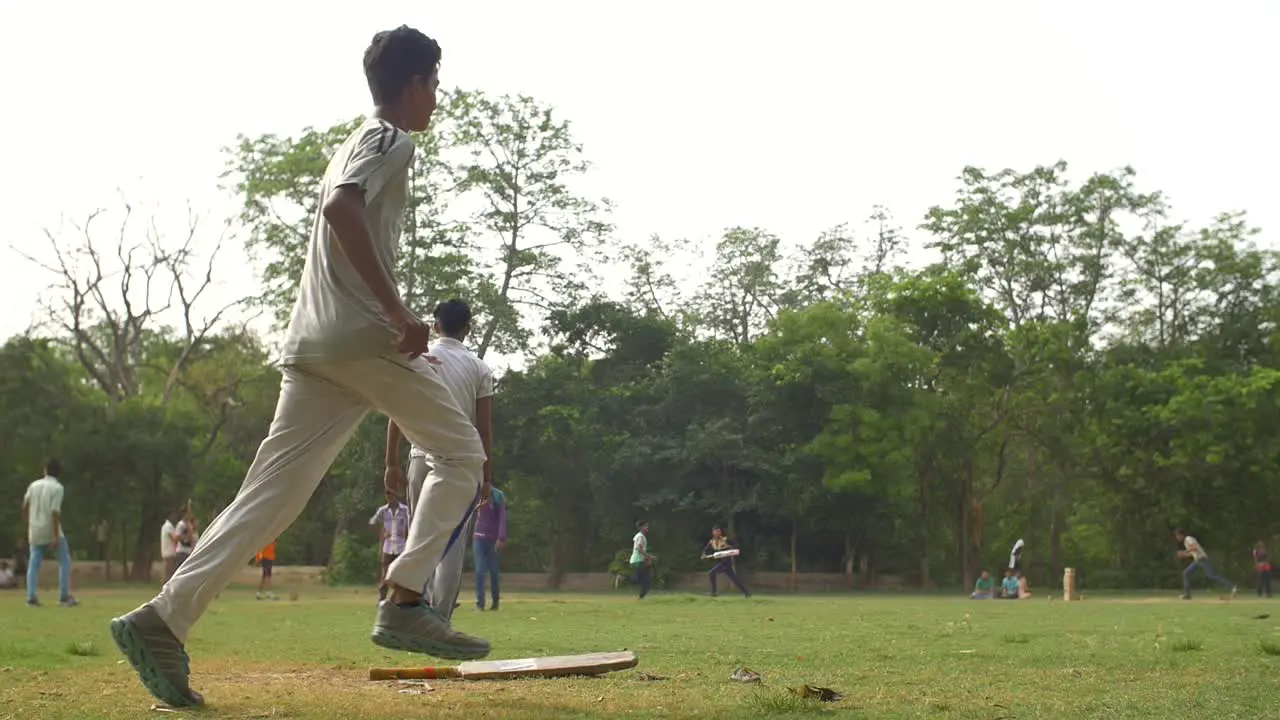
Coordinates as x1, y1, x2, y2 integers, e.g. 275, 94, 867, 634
2, 586, 1280, 718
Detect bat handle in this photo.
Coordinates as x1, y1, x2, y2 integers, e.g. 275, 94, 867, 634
369, 667, 462, 681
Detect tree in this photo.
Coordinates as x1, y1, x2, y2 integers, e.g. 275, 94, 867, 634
15, 200, 256, 579
442, 89, 613, 358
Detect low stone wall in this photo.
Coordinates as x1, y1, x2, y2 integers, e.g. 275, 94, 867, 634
19, 562, 900, 592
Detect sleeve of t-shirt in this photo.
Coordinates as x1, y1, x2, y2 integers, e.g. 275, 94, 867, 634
369, 507, 385, 526
50, 485, 64, 513
334, 123, 415, 203
478, 362, 495, 399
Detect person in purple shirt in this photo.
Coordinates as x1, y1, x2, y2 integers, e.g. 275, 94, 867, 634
472, 486, 507, 610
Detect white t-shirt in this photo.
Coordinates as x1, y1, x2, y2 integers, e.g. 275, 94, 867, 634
410, 337, 495, 460
630, 532, 648, 564
1183, 536, 1207, 561
279, 117, 417, 365
175, 520, 197, 554
160, 520, 176, 559
0, 567, 14, 587
1009, 539, 1024, 569
23, 476, 65, 546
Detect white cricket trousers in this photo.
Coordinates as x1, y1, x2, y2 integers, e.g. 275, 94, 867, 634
408, 456, 473, 620
150, 356, 485, 643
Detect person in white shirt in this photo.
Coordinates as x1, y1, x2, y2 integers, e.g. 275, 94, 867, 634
160, 509, 181, 581
370, 490, 411, 601
384, 299, 496, 620
22, 459, 78, 607
1175, 528, 1237, 599
1009, 539, 1024, 572
109, 29, 489, 710
173, 511, 199, 571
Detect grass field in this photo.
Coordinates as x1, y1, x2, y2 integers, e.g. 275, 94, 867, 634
2, 585, 1278, 719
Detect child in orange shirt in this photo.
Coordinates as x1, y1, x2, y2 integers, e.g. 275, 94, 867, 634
255, 542, 277, 600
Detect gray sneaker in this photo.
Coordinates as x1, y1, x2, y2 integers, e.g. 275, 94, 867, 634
371, 601, 491, 660
109, 604, 204, 708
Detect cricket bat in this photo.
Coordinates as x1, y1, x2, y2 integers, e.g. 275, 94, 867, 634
711, 549, 740, 559
369, 650, 638, 681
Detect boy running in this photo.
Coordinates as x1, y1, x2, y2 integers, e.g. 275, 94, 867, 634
1175, 528, 1237, 599
384, 299, 496, 619
109, 26, 490, 708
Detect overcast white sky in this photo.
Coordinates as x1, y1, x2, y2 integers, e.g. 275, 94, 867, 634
1, 1, 1276, 373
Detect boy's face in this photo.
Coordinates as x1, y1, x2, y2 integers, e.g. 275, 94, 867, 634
712, 528, 722, 538
405, 68, 441, 132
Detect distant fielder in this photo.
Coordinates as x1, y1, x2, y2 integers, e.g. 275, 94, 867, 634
1175, 528, 1237, 599
700, 525, 750, 598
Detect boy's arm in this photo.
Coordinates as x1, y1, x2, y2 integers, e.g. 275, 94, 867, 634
475, 395, 493, 489
383, 418, 406, 494
321, 131, 423, 351
50, 486, 64, 544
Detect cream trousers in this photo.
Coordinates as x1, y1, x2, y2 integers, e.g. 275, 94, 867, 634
151, 356, 484, 643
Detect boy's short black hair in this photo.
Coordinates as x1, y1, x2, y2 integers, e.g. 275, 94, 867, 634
44, 458, 62, 477
434, 299, 472, 336
364, 25, 441, 105
636, 520, 648, 530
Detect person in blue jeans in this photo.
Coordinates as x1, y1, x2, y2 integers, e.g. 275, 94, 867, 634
1175, 528, 1237, 600
22, 459, 78, 608
472, 486, 507, 610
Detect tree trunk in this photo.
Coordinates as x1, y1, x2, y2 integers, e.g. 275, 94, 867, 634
919, 469, 931, 587
129, 520, 155, 582
120, 517, 131, 580
959, 475, 973, 589
844, 531, 856, 589
789, 517, 798, 592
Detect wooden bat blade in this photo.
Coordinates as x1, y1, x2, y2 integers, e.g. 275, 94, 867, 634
369, 651, 638, 682
710, 549, 740, 558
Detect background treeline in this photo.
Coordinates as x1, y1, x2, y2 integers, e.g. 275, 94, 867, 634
3, 89, 1275, 591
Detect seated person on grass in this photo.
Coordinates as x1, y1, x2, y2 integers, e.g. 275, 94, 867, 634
1017, 571, 1033, 600
1001, 569, 1020, 599
0, 560, 15, 589
970, 570, 994, 599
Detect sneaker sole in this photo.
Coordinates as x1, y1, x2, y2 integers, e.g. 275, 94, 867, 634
369, 627, 491, 661
109, 617, 201, 708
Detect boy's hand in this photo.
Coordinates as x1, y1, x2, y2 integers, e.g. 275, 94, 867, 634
388, 306, 431, 358
478, 480, 492, 507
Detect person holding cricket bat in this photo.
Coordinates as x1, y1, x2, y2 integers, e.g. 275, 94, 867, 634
1175, 528, 1237, 599
701, 525, 750, 598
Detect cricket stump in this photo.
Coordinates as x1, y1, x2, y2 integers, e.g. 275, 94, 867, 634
1063, 567, 1078, 601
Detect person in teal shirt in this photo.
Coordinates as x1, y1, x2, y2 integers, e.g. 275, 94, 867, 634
1001, 570, 1020, 599
970, 571, 994, 599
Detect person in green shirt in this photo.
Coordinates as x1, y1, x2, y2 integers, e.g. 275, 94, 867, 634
630, 521, 655, 599
970, 570, 994, 599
